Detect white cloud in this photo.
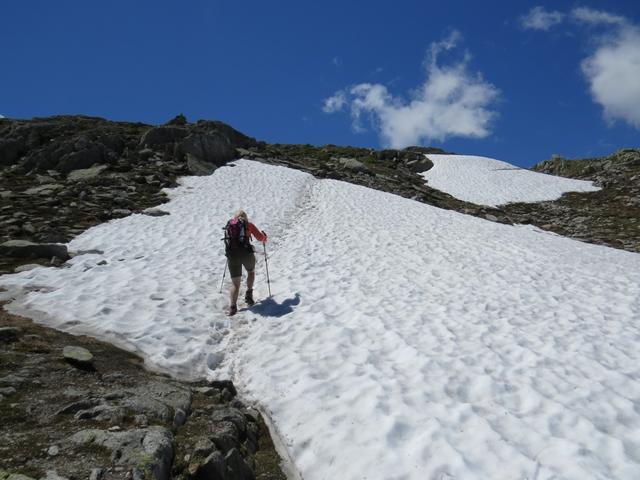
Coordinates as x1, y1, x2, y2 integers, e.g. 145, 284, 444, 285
571, 7, 627, 26
332, 56, 342, 67
520, 6, 640, 130
520, 6, 565, 31
581, 25, 640, 128
322, 90, 347, 113
0, 114, 5, 119
322, 31, 499, 148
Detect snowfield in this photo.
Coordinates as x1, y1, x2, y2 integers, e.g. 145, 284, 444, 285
422, 154, 601, 206
2, 160, 640, 480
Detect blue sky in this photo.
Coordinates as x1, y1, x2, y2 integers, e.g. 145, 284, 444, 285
2, 0, 639, 167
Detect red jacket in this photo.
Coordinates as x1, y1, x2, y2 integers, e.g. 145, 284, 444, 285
248, 222, 267, 244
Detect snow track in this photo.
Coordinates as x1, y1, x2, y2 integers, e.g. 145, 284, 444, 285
2, 160, 640, 480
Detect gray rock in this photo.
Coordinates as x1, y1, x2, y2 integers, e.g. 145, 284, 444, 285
67, 164, 109, 181
47, 445, 59, 456
62, 346, 94, 367
24, 184, 64, 195
70, 427, 174, 480
140, 126, 189, 146
484, 214, 498, 222
186, 156, 217, 176
89, 469, 103, 480
0, 473, 37, 480
180, 133, 236, 169
112, 209, 132, 216
193, 438, 216, 457
42, 471, 70, 480
406, 157, 434, 173
338, 157, 370, 174
0, 240, 69, 261
173, 408, 187, 428
0, 387, 17, 396
209, 421, 240, 453
0, 327, 21, 343
75, 404, 125, 423
137, 148, 155, 160
142, 209, 170, 217
122, 381, 192, 422
225, 448, 255, 480
194, 451, 226, 480
56, 398, 101, 415
210, 407, 247, 435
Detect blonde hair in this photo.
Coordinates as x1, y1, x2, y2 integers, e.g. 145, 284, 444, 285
234, 209, 249, 223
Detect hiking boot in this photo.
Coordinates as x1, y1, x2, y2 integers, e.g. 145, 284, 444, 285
244, 289, 255, 306
226, 305, 238, 316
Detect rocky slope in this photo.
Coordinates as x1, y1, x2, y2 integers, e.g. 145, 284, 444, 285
0, 305, 286, 480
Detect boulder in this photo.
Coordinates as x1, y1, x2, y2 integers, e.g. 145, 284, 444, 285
338, 157, 371, 174
140, 127, 189, 147
406, 157, 434, 173
193, 451, 226, 480
225, 448, 255, 480
0, 240, 69, 261
69, 427, 174, 480
62, 346, 94, 367
67, 164, 109, 182
57, 145, 105, 173
179, 133, 236, 169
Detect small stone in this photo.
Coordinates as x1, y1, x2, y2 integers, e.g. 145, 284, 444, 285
173, 408, 187, 428
108, 426, 121, 432
484, 214, 498, 222
47, 445, 59, 456
62, 346, 94, 367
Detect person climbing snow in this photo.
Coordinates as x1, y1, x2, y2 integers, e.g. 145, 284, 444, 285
223, 209, 268, 316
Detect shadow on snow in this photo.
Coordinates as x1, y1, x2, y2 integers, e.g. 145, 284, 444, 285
246, 293, 301, 318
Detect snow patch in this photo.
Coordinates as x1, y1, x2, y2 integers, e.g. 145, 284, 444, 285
422, 153, 600, 206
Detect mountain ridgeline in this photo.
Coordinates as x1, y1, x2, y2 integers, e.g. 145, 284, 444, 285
0, 114, 638, 275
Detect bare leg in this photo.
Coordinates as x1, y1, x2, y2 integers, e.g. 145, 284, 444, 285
229, 276, 241, 307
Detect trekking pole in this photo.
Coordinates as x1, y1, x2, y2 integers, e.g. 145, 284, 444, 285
263, 242, 272, 298
219, 259, 228, 293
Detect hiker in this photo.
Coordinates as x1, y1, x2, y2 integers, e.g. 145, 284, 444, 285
224, 210, 267, 316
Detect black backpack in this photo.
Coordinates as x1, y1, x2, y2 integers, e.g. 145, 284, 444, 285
223, 218, 251, 255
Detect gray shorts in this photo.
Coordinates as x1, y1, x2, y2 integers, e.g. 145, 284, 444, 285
227, 248, 256, 278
